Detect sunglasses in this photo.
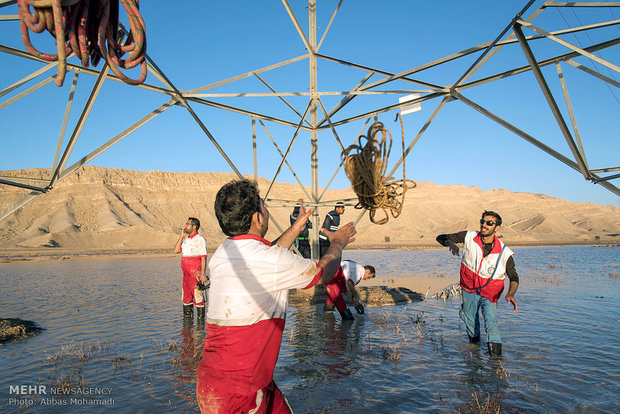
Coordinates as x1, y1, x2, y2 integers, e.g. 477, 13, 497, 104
480, 219, 497, 226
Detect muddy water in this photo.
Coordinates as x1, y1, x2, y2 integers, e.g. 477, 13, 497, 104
1, 245, 618, 413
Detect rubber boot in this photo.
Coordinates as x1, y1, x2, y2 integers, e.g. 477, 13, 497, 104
196, 306, 205, 320
469, 335, 480, 344
183, 304, 194, 318
323, 304, 335, 313
488, 342, 502, 357
339, 308, 354, 321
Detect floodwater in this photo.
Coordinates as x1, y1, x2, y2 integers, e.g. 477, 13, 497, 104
0, 245, 618, 413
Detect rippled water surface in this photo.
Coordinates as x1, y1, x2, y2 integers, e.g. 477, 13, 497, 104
1, 245, 618, 413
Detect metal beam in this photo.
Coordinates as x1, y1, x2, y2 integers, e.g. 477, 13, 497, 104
317, 71, 374, 128
60, 101, 176, 181
0, 175, 48, 183
543, 2, 620, 7
593, 173, 620, 183
264, 100, 312, 199
186, 90, 435, 98
252, 117, 258, 184
321, 12, 618, 96
459, 37, 620, 91
326, 92, 446, 128
318, 117, 372, 203
253, 72, 312, 127
452, 0, 538, 89
566, 59, 620, 88
387, 97, 449, 179
53, 70, 79, 173
518, 19, 620, 74
0, 61, 58, 99
282, 0, 314, 54
556, 62, 589, 170
316, 0, 342, 52
514, 22, 591, 180
316, 53, 444, 90
309, 0, 320, 260
190, 54, 309, 93
0, 74, 56, 111
0, 192, 40, 223
49, 65, 109, 188
0, 44, 182, 97
185, 96, 312, 130
0, 178, 46, 192
452, 91, 620, 196
258, 119, 312, 201
145, 57, 244, 179
591, 167, 620, 173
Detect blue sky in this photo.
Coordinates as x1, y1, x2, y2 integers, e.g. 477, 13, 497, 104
0, 1, 619, 206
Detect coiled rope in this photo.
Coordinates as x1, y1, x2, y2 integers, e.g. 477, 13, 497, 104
342, 115, 416, 225
17, 0, 147, 87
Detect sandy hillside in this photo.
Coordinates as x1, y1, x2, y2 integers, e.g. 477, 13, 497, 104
0, 166, 618, 256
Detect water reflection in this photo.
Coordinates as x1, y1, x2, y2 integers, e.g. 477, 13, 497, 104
0, 246, 618, 413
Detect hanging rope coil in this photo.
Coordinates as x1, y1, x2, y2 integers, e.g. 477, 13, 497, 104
17, 0, 147, 87
342, 115, 416, 225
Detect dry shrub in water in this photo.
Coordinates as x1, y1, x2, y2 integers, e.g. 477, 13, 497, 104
45, 340, 112, 362
381, 345, 401, 361
52, 370, 85, 389
457, 391, 502, 414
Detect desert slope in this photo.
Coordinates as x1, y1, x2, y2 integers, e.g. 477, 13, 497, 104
0, 166, 618, 256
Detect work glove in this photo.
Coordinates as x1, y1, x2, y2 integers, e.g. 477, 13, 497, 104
196, 280, 210, 291
355, 303, 364, 314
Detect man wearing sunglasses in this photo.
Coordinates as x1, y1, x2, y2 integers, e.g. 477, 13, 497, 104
436, 211, 519, 357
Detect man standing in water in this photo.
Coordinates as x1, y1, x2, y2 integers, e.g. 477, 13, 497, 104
196, 180, 356, 413
173, 217, 208, 320
319, 201, 345, 258
436, 211, 519, 357
290, 198, 312, 258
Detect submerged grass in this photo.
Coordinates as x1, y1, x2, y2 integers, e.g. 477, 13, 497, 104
456, 391, 503, 414
45, 339, 113, 362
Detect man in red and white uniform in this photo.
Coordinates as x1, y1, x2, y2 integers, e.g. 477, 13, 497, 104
196, 179, 356, 414
324, 260, 375, 320
436, 210, 519, 357
174, 217, 208, 319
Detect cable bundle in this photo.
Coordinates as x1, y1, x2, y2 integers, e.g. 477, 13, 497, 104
18, 0, 147, 86
342, 117, 416, 225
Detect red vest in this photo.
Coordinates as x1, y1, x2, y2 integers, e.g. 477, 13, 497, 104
460, 231, 513, 303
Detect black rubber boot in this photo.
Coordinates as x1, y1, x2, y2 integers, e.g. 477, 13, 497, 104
196, 306, 205, 320
488, 342, 502, 357
323, 304, 335, 313
183, 304, 194, 318
469, 335, 480, 344
339, 308, 354, 321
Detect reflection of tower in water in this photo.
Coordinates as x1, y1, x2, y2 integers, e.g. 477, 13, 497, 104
288, 305, 364, 382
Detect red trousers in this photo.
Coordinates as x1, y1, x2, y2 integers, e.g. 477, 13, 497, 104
197, 380, 292, 414
181, 256, 205, 306
325, 267, 347, 312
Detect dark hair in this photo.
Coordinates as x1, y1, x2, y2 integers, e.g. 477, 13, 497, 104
214, 180, 262, 237
364, 265, 376, 277
335, 201, 345, 208
188, 217, 200, 231
482, 210, 502, 226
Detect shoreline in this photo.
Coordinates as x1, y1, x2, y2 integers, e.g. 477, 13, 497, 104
1, 241, 617, 263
